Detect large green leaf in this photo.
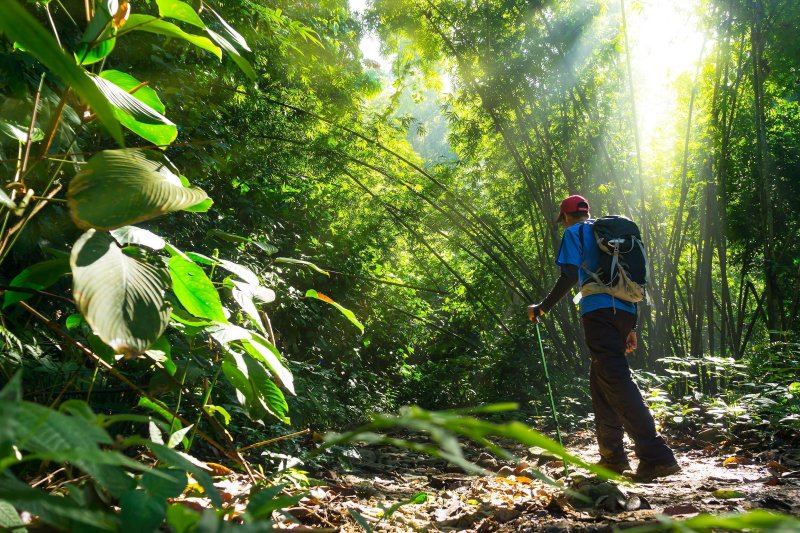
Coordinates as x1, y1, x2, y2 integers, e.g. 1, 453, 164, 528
71, 229, 171, 356
0, 0, 123, 144
96, 70, 178, 146
206, 7, 251, 52
241, 334, 295, 396
166, 504, 201, 533
247, 360, 289, 423
137, 440, 222, 507
305, 289, 364, 334
141, 469, 187, 500
208, 324, 294, 395
119, 490, 166, 533
75, 3, 116, 65
0, 120, 44, 143
168, 256, 227, 323
217, 259, 260, 285
221, 351, 264, 419
0, 500, 26, 533
2, 258, 70, 308
156, 0, 205, 29
92, 74, 171, 125
68, 149, 208, 230
0, 477, 118, 532
111, 225, 166, 250
206, 29, 257, 81
230, 280, 275, 334
220, 349, 287, 423
123, 14, 222, 59
275, 257, 329, 276
0, 399, 139, 497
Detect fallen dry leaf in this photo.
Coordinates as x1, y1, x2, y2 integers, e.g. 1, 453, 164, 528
206, 462, 234, 476
663, 504, 701, 516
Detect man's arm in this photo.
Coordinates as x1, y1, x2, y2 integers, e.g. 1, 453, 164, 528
528, 264, 579, 321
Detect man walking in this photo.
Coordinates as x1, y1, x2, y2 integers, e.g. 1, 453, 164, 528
529, 195, 680, 480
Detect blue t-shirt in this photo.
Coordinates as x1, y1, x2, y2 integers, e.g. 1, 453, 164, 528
556, 220, 636, 316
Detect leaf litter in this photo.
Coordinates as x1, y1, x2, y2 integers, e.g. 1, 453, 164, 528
155, 429, 800, 531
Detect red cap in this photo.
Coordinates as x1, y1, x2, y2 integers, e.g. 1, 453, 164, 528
555, 195, 590, 223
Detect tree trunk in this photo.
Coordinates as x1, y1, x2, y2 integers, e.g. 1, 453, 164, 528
750, 0, 780, 339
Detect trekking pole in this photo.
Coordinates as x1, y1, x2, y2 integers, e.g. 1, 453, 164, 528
534, 322, 569, 478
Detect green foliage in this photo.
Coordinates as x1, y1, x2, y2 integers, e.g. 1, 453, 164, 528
0, 0, 123, 142
71, 229, 172, 356
2, 257, 69, 308
2, 0, 800, 529
68, 149, 209, 230
321, 404, 618, 480
305, 289, 364, 333
625, 510, 800, 533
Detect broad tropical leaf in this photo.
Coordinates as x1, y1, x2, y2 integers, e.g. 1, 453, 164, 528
206, 28, 257, 80
242, 334, 295, 396
68, 149, 208, 230
0, 120, 44, 143
71, 229, 171, 356
0, 477, 118, 531
275, 257, 329, 276
138, 440, 222, 507
156, 0, 205, 29
75, 3, 117, 65
111, 225, 166, 250
0, 500, 25, 532
119, 490, 166, 533
140, 468, 187, 500
207, 229, 276, 254
206, 7, 251, 51
221, 350, 263, 418
249, 363, 289, 423
305, 289, 364, 333
217, 259, 260, 285
168, 256, 227, 323
220, 349, 287, 422
96, 70, 177, 146
231, 280, 275, 333
208, 323, 293, 395
0, 0, 123, 144
0, 398, 142, 496
2, 258, 70, 308
123, 15, 222, 59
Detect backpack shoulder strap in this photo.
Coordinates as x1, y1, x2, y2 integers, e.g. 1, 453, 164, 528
578, 222, 604, 285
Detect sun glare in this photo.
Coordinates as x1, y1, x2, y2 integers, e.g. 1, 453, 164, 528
624, 0, 706, 155
350, 0, 705, 159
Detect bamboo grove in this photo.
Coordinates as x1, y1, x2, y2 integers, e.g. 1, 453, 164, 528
356, 0, 800, 395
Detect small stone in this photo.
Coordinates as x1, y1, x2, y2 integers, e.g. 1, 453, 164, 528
494, 508, 521, 523
696, 428, 726, 444
496, 466, 516, 477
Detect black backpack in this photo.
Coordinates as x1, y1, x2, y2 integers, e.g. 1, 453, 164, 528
580, 215, 648, 303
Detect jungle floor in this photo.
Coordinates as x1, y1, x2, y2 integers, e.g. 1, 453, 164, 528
177, 428, 800, 532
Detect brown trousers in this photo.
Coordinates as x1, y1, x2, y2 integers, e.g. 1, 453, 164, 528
582, 308, 676, 465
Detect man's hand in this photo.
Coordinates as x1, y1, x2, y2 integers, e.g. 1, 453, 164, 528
528, 304, 544, 324
625, 331, 638, 353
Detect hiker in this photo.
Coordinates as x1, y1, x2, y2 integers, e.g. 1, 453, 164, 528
528, 195, 680, 480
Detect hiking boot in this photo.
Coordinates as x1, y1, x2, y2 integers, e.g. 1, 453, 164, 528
595, 459, 632, 475
633, 461, 681, 481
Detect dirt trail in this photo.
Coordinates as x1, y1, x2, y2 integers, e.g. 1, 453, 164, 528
284, 430, 800, 532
